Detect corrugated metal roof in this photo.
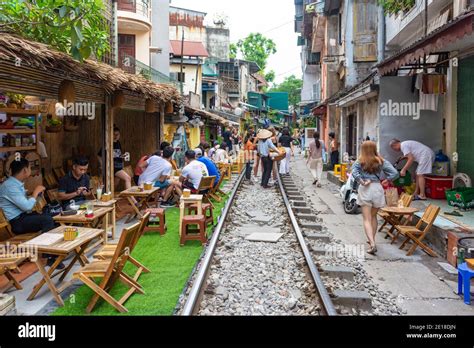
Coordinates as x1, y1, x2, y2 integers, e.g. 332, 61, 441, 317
170, 40, 209, 57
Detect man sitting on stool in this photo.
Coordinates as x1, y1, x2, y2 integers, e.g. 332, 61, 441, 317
0, 158, 62, 268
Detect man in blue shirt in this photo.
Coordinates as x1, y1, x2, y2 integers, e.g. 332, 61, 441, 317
0, 158, 60, 267
195, 149, 220, 187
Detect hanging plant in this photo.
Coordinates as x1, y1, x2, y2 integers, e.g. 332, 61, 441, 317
378, 0, 415, 15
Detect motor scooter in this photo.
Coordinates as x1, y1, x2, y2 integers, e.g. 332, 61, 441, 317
340, 172, 359, 214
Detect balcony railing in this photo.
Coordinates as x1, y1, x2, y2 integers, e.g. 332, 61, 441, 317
119, 53, 180, 88
117, 0, 150, 19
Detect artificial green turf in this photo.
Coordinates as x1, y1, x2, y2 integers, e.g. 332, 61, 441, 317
51, 193, 229, 316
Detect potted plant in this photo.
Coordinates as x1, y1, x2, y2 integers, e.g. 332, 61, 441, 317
6, 93, 26, 109
46, 117, 63, 133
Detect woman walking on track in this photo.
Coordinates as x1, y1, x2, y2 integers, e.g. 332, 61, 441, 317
307, 132, 326, 187
278, 128, 295, 176
351, 141, 399, 255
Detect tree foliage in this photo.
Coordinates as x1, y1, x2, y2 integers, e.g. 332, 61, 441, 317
269, 75, 303, 108
235, 33, 276, 72
377, 0, 415, 15
0, 0, 110, 61
229, 43, 237, 59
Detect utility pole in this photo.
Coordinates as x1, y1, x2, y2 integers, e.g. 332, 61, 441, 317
180, 27, 185, 95
424, 0, 428, 36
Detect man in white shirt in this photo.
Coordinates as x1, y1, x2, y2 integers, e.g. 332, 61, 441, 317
214, 143, 230, 164
390, 139, 435, 200
179, 150, 209, 193
138, 147, 177, 207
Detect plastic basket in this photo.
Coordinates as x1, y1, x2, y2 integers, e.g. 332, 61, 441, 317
446, 188, 474, 210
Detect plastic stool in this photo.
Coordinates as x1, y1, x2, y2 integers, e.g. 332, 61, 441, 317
180, 215, 207, 246
458, 263, 474, 305
334, 164, 342, 177
188, 203, 214, 227
144, 208, 167, 235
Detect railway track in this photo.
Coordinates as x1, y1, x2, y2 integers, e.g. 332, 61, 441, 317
177, 170, 337, 316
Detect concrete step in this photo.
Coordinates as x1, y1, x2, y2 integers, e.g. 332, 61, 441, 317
333, 290, 372, 311
320, 265, 355, 281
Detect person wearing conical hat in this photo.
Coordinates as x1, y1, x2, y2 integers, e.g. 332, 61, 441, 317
257, 129, 282, 189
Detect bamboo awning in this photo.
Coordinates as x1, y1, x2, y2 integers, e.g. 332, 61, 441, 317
0, 34, 181, 104
185, 106, 229, 126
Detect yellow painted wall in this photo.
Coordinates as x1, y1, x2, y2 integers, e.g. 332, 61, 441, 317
164, 124, 177, 144
189, 127, 201, 149
164, 124, 200, 150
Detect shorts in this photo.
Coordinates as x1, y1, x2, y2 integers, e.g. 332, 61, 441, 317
357, 183, 385, 208
416, 157, 435, 175
154, 180, 170, 189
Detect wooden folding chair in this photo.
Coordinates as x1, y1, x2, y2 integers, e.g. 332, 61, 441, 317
197, 176, 216, 209
394, 204, 441, 257
44, 172, 58, 189
53, 167, 66, 181
209, 171, 225, 202
0, 209, 39, 245
73, 222, 144, 313
93, 212, 151, 281
33, 195, 48, 214
378, 193, 414, 237
46, 189, 59, 203
0, 256, 29, 292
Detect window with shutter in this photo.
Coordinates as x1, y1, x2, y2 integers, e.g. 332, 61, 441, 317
353, 0, 377, 62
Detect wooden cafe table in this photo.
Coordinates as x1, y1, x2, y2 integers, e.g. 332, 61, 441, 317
53, 206, 114, 248
380, 206, 419, 241
120, 186, 160, 221
93, 199, 118, 240
20, 226, 103, 306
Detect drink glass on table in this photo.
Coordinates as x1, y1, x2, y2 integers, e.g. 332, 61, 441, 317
96, 186, 103, 201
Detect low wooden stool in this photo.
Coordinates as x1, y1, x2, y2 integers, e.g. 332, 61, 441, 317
188, 203, 214, 227
180, 215, 207, 246
144, 208, 167, 235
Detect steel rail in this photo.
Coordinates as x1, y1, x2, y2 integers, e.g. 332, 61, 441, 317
181, 171, 246, 315
277, 175, 338, 316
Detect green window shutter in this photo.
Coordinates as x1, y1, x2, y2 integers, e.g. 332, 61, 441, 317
457, 56, 474, 180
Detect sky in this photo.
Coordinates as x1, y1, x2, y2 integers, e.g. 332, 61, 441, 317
169, 0, 302, 85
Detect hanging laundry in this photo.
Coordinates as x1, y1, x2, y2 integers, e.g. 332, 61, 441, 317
422, 73, 447, 94
416, 74, 438, 112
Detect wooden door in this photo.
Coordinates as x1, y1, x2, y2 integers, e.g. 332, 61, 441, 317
353, 0, 377, 62
118, 34, 136, 74
347, 113, 358, 157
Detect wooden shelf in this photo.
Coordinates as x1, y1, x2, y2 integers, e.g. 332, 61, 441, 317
0, 108, 39, 116
0, 129, 35, 134
0, 145, 36, 153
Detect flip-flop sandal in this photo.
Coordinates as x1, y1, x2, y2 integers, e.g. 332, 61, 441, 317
414, 196, 428, 201
445, 211, 464, 217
